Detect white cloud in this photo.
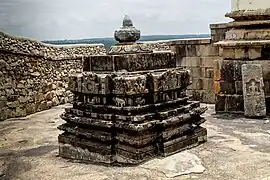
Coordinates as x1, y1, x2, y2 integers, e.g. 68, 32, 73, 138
0, 0, 231, 40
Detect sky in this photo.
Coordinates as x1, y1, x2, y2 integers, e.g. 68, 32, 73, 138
0, 0, 231, 40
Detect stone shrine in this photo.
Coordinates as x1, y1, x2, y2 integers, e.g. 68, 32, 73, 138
214, 5, 270, 115
58, 16, 207, 165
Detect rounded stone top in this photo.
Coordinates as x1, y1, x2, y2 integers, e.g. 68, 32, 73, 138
114, 15, 141, 43
122, 15, 133, 27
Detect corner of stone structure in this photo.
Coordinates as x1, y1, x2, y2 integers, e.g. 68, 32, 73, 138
213, 0, 270, 117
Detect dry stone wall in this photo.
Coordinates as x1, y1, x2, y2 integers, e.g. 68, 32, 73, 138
0, 31, 106, 120
0, 32, 105, 60
141, 41, 171, 52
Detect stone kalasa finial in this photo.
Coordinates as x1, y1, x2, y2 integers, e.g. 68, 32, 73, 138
114, 15, 141, 43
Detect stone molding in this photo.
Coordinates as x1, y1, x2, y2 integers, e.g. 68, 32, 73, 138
226, 8, 270, 20
215, 40, 270, 47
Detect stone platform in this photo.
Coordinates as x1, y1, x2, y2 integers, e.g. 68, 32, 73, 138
1, 104, 270, 180
57, 16, 207, 165
58, 69, 207, 165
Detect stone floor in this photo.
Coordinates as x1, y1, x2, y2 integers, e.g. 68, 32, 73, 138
1, 104, 270, 180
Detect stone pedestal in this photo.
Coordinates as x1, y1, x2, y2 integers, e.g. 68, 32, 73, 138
242, 64, 266, 118
57, 16, 207, 165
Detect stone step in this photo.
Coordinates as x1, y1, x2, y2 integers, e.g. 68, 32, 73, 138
115, 143, 157, 154
73, 96, 190, 115
58, 123, 113, 142
116, 132, 157, 147
115, 148, 158, 165
58, 133, 113, 154
162, 127, 207, 157
60, 113, 114, 129
59, 143, 114, 164
66, 101, 200, 122
61, 106, 206, 133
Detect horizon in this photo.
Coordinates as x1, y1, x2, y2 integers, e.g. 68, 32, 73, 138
0, 0, 230, 40
42, 33, 210, 41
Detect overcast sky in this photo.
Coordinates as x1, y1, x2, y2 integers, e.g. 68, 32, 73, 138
0, 0, 231, 40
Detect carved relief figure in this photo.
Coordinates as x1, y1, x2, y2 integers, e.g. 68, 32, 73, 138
90, 97, 97, 104
114, 78, 126, 94
134, 80, 148, 93
86, 81, 96, 93
135, 97, 145, 106
158, 76, 168, 91
165, 93, 171, 101
246, 79, 261, 95
125, 80, 132, 93
113, 97, 126, 107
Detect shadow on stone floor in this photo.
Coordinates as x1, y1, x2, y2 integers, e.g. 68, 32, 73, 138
0, 145, 59, 180
212, 113, 245, 120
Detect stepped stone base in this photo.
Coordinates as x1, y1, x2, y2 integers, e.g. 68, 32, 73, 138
58, 98, 207, 165
58, 127, 207, 165
58, 23, 208, 165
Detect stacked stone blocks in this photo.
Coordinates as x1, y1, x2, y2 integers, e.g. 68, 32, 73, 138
58, 55, 207, 165
58, 16, 207, 165
169, 39, 219, 103
214, 10, 270, 114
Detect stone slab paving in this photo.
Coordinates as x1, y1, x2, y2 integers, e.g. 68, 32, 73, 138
1, 104, 270, 180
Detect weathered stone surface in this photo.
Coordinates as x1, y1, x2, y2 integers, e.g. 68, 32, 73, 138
57, 17, 207, 166
151, 68, 190, 92
226, 29, 270, 41
90, 56, 114, 72
242, 64, 266, 118
115, 148, 157, 165
215, 94, 244, 113
162, 127, 207, 157
187, 89, 215, 103
114, 15, 140, 43
114, 52, 176, 71
61, 113, 114, 129
170, 38, 218, 104
0, 31, 106, 59
3, 104, 270, 179
225, 8, 270, 21
0, 31, 107, 121
58, 123, 112, 142
113, 74, 148, 95
59, 143, 113, 164
108, 43, 152, 55
116, 133, 157, 147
